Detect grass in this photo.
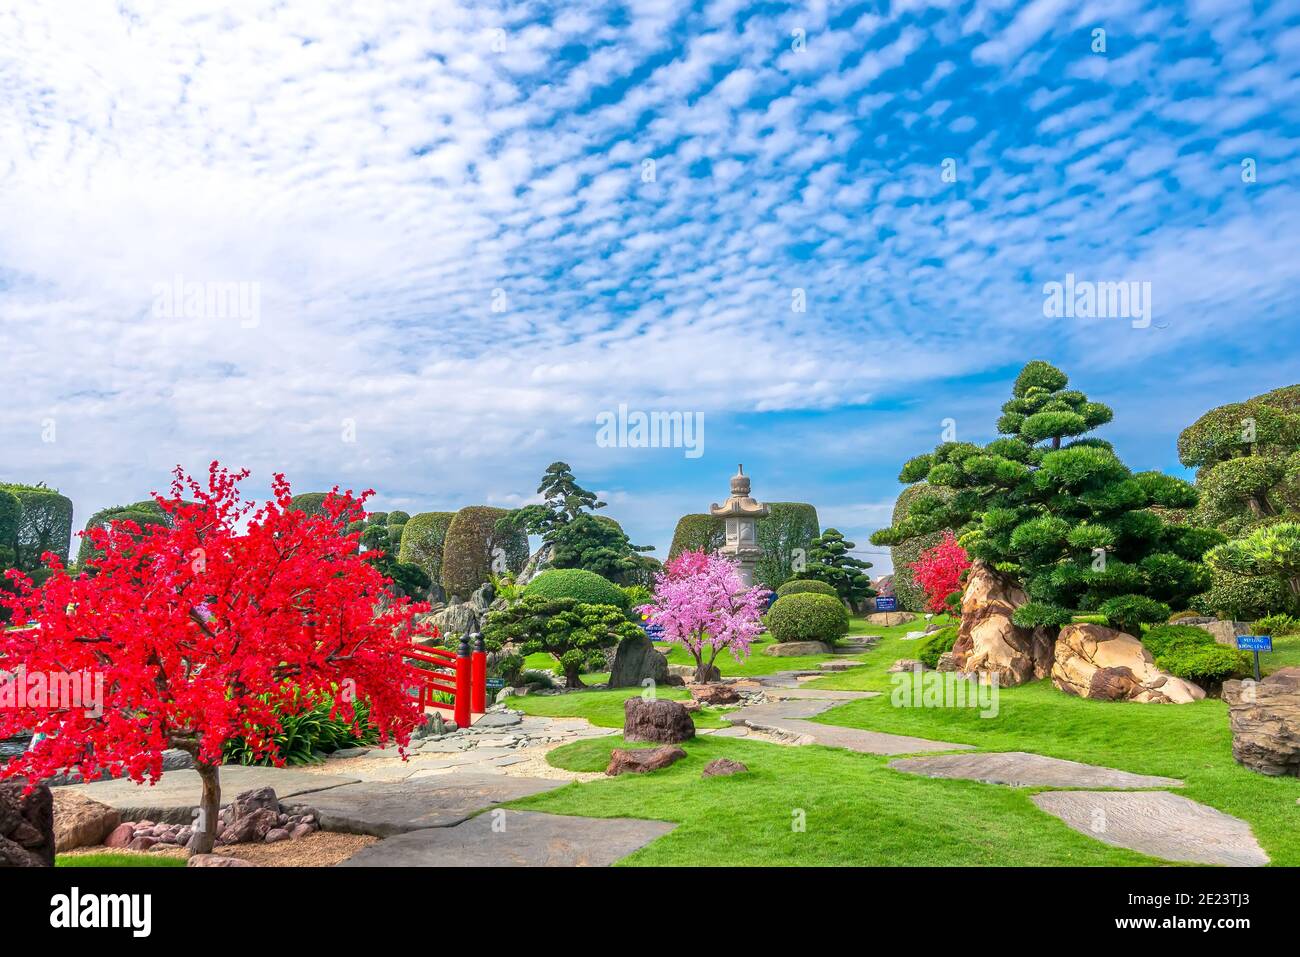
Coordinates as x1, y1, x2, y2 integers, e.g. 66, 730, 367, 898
57, 853, 185, 867
509, 734, 1151, 866
504, 685, 730, 729
503, 611, 1300, 866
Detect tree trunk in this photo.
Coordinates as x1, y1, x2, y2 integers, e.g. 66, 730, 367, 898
191, 761, 221, 856
564, 666, 584, 689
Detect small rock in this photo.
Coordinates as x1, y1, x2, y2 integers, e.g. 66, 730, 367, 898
701, 758, 748, 778
127, 835, 158, 851
290, 823, 314, 840
187, 854, 254, 867
104, 822, 135, 849
264, 828, 290, 843
606, 745, 687, 776
888, 659, 930, 673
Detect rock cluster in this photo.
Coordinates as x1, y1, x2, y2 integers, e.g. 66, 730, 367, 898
623, 698, 695, 744
949, 561, 1054, 686
1052, 624, 1204, 704
1223, 667, 1300, 777
105, 786, 321, 852
0, 780, 54, 867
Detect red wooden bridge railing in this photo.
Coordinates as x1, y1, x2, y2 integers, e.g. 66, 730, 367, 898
399, 633, 487, 728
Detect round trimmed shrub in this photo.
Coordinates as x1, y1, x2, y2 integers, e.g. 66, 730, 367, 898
524, 568, 628, 609
441, 505, 527, 599
776, 578, 838, 598
766, 592, 849, 645
1141, 624, 1252, 687
387, 510, 411, 526
287, 492, 329, 517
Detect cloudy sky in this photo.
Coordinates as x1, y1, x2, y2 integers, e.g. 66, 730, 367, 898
2, 0, 1298, 572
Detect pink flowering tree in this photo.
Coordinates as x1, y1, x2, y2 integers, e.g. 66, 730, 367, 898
638, 550, 770, 682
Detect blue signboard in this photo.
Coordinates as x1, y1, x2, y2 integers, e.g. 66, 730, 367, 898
1237, 635, 1273, 652
875, 596, 898, 612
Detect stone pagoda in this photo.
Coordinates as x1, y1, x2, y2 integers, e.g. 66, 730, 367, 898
710, 465, 769, 587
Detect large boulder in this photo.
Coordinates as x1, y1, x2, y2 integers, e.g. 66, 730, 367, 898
689, 683, 740, 705
763, 641, 830, 657
623, 697, 695, 744
867, 611, 916, 625
1052, 624, 1205, 704
1192, 620, 1251, 648
1222, 667, 1300, 776
53, 790, 121, 852
608, 634, 670, 688
701, 758, 748, 778
949, 561, 1053, 686
606, 746, 687, 776
0, 780, 55, 866
424, 599, 479, 639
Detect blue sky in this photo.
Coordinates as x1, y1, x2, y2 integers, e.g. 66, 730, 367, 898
2, 0, 1299, 573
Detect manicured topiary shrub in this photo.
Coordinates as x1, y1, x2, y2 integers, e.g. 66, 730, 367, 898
776, 578, 838, 598
287, 492, 329, 517
917, 625, 958, 669
0, 483, 74, 570
440, 506, 527, 599
888, 482, 953, 613
1191, 568, 1292, 621
755, 502, 820, 591
387, 510, 411, 526
77, 502, 171, 564
668, 514, 725, 559
766, 592, 849, 645
524, 568, 628, 609
0, 489, 20, 568
1141, 624, 1251, 688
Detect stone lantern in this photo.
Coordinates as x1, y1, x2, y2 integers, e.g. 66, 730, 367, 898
710, 465, 769, 587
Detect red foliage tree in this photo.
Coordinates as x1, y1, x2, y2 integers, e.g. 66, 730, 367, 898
0, 463, 429, 855
909, 531, 971, 614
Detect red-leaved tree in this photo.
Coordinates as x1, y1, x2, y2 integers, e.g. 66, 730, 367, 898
909, 531, 971, 614
0, 463, 430, 855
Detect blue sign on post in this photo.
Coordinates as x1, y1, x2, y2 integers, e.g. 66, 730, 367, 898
1237, 635, 1272, 681
875, 596, 897, 612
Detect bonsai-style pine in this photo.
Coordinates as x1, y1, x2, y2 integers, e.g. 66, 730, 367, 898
873, 361, 1214, 635
0, 463, 429, 856
483, 594, 643, 688
803, 528, 875, 609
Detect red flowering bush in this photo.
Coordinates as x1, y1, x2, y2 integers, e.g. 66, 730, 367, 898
909, 531, 971, 614
0, 462, 430, 854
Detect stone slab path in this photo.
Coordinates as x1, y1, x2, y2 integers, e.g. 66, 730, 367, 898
1031, 791, 1269, 867
888, 752, 1184, 789
67, 766, 360, 823
282, 772, 566, 837
722, 699, 973, 755
339, 809, 675, 867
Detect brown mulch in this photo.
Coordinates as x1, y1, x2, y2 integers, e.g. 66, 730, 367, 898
61, 831, 378, 867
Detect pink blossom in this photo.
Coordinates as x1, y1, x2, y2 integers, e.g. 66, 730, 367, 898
639, 550, 770, 678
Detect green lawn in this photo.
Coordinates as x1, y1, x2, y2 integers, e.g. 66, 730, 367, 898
504, 685, 730, 729
504, 612, 1300, 866
57, 853, 185, 867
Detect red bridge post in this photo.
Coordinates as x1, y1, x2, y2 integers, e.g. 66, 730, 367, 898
454, 634, 471, 728
471, 633, 487, 714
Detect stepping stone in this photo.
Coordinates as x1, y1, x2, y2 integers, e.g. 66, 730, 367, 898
724, 700, 972, 755
819, 661, 860, 671
764, 687, 881, 701
65, 766, 360, 824
888, 752, 1183, 789
1031, 791, 1269, 867
283, 772, 565, 836
473, 712, 523, 728
339, 810, 675, 867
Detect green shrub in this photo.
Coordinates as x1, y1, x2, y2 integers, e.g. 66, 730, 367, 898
224, 692, 378, 766
387, 510, 411, 526
76, 503, 171, 564
1166, 609, 1201, 623
917, 625, 958, 669
1097, 594, 1170, 636
619, 584, 652, 612
1255, 612, 1300, 636
524, 568, 628, 609
287, 492, 329, 518
441, 505, 527, 599
776, 578, 838, 598
399, 511, 456, 591
1141, 624, 1251, 686
667, 513, 725, 559
1192, 567, 1295, 620
755, 502, 820, 591
766, 592, 849, 645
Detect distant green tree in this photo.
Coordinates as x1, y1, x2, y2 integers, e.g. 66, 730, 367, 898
804, 528, 874, 609
754, 502, 820, 591
0, 483, 74, 571
483, 595, 641, 688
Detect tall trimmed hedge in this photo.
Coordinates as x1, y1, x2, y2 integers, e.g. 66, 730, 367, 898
441, 505, 528, 599
287, 492, 329, 518
0, 489, 20, 571
668, 513, 725, 559
888, 483, 953, 613
755, 502, 820, 591
76, 501, 171, 564
0, 483, 74, 571
398, 511, 456, 590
